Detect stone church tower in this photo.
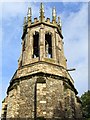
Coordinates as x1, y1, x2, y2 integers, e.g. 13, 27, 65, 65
1, 3, 82, 119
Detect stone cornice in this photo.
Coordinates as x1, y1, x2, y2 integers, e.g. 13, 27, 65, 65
22, 21, 63, 40
7, 71, 78, 95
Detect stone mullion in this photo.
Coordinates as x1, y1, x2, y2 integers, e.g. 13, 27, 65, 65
30, 32, 33, 60
55, 30, 59, 63
58, 35, 62, 65
39, 26, 45, 60
52, 33, 56, 61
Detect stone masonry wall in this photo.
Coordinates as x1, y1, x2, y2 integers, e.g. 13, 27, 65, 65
4, 74, 82, 119
6, 84, 20, 118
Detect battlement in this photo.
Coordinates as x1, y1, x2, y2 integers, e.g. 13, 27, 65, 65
22, 3, 62, 38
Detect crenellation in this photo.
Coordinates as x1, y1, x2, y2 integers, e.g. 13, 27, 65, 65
46, 18, 50, 23
34, 17, 39, 23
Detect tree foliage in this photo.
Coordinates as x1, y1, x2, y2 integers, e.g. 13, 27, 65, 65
80, 90, 90, 118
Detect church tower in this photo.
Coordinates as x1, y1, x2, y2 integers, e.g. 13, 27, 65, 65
1, 3, 82, 119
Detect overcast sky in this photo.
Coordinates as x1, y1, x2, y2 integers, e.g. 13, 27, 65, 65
0, 0, 89, 115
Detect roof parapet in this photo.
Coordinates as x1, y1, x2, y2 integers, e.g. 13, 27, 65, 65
22, 3, 62, 36
34, 18, 39, 23
46, 18, 50, 23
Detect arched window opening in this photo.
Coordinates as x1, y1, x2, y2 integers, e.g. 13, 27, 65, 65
45, 33, 52, 58
22, 40, 25, 51
22, 34, 27, 52
33, 31, 39, 58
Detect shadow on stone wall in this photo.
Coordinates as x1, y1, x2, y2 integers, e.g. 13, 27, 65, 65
52, 101, 65, 119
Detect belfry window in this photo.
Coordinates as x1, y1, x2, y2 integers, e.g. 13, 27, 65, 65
45, 33, 52, 58
23, 40, 25, 51
33, 31, 39, 58
22, 34, 27, 51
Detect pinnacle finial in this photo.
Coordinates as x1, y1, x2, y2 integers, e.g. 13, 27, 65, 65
27, 7, 32, 18
52, 7, 57, 21
40, 3, 45, 21
40, 3, 44, 13
58, 17, 62, 27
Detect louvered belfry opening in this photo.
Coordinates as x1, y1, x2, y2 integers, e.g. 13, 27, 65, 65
33, 32, 39, 58
45, 33, 52, 58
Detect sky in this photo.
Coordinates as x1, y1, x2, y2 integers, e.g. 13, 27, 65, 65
0, 0, 89, 116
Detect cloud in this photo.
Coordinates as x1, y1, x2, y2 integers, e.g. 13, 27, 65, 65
2, 2, 52, 23
59, 3, 88, 96
2, 2, 28, 20
1, 2, 88, 110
